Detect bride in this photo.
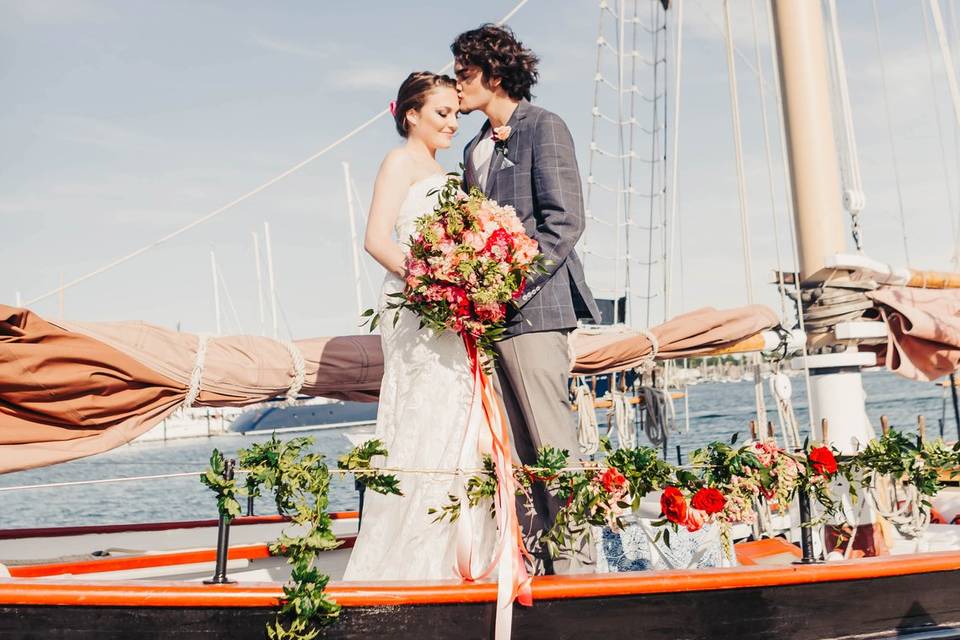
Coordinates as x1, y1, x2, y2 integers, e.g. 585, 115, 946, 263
342, 71, 497, 581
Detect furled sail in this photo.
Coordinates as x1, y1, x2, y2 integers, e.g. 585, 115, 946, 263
1, 303, 777, 473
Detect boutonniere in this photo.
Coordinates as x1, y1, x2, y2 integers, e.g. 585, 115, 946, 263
492, 125, 512, 156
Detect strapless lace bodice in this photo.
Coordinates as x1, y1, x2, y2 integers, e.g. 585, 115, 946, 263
394, 173, 446, 245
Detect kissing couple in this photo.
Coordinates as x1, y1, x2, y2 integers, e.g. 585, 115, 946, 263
344, 23, 601, 581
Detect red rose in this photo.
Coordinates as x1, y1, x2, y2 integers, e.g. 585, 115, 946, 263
691, 487, 726, 515
660, 486, 688, 526
600, 467, 627, 494
483, 228, 515, 254
808, 446, 838, 477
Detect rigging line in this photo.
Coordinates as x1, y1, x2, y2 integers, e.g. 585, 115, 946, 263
349, 175, 378, 305
583, 1, 608, 271
724, 0, 765, 434
665, 0, 684, 322
766, 0, 813, 438
750, 0, 787, 321
722, 0, 756, 307
870, 0, 912, 265
659, 3, 670, 327
929, 0, 960, 265
825, 0, 867, 252
23, 0, 531, 308
921, 0, 960, 257
626, 0, 647, 328
215, 261, 245, 335
613, 0, 627, 327
646, 0, 663, 328
689, 0, 767, 87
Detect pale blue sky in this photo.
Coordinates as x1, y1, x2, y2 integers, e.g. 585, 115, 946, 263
3, 1, 960, 337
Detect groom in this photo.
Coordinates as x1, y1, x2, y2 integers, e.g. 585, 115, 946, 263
453, 24, 601, 574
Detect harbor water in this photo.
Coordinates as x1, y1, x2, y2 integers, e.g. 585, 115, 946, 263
0, 370, 950, 530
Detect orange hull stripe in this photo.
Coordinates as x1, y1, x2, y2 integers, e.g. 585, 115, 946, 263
2, 549, 960, 608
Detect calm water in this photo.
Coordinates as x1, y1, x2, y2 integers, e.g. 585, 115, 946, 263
0, 371, 950, 530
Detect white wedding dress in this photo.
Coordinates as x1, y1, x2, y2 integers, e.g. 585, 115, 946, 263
343, 173, 497, 581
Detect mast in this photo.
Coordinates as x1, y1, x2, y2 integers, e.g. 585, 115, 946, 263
771, 1, 845, 280
263, 221, 279, 340
210, 249, 222, 336
342, 161, 365, 321
252, 232, 266, 336
771, 1, 874, 453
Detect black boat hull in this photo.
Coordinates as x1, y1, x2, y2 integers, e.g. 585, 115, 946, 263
4, 562, 960, 639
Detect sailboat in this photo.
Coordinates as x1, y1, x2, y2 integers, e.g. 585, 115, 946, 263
6, 1, 960, 638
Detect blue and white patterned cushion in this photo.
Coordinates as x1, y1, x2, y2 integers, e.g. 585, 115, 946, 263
594, 516, 736, 572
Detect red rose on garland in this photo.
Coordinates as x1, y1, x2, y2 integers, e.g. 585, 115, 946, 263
691, 487, 726, 515
660, 486, 688, 526
808, 446, 838, 477
600, 467, 627, 495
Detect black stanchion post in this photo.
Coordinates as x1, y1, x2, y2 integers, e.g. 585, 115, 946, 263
950, 374, 960, 441
205, 458, 236, 585
795, 489, 818, 564
355, 478, 366, 530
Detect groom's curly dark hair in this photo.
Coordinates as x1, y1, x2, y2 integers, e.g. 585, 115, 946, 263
451, 24, 539, 101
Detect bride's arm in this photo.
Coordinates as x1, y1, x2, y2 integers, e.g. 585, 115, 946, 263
364, 150, 412, 278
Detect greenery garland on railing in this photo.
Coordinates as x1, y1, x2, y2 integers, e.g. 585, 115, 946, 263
203, 429, 960, 638
201, 436, 400, 640
426, 430, 960, 561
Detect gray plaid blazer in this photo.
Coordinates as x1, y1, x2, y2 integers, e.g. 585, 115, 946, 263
463, 100, 601, 336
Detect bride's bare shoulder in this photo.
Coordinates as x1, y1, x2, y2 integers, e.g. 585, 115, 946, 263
377, 148, 415, 180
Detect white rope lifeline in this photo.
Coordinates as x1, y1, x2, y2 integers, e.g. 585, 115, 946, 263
184, 334, 210, 408
0, 471, 208, 493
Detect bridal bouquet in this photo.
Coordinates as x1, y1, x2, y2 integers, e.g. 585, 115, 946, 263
370, 173, 545, 358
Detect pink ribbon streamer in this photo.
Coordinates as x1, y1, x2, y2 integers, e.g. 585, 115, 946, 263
455, 335, 533, 640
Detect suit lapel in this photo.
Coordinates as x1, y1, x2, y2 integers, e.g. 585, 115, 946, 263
463, 121, 490, 192
484, 99, 530, 196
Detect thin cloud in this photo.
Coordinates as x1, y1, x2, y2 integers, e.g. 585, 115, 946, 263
331, 66, 409, 91
41, 115, 159, 151
249, 34, 341, 59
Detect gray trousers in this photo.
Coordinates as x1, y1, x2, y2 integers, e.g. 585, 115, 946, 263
493, 330, 595, 575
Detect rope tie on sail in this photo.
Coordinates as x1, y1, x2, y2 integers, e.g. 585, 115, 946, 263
575, 384, 600, 455
280, 340, 306, 404
184, 334, 210, 408
638, 327, 659, 371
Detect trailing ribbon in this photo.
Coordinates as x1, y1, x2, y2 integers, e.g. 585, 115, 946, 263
455, 335, 533, 640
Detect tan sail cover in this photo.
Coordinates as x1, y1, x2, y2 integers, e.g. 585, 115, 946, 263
0, 305, 381, 473
571, 305, 779, 374
0, 303, 776, 473
866, 287, 960, 382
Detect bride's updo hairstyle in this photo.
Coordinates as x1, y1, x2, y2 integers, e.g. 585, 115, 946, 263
392, 71, 457, 138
